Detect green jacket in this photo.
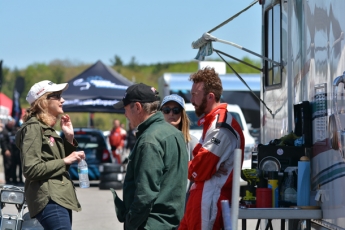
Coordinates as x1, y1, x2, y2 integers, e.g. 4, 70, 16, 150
15, 117, 81, 218
112, 112, 188, 230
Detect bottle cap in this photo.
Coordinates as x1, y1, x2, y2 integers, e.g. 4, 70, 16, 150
300, 156, 310, 161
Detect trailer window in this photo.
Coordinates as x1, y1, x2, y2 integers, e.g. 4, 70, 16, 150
265, 4, 281, 86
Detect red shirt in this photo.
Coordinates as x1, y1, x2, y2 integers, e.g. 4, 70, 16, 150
109, 127, 123, 148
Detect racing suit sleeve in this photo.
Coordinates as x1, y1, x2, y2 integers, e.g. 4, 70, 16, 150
125, 142, 163, 230
188, 128, 236, 182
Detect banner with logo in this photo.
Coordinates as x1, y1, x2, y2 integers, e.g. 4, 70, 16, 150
12, 76, 25, 126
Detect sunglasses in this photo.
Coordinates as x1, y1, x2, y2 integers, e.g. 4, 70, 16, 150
47, 93, 62, 100
161, 107, 181, 115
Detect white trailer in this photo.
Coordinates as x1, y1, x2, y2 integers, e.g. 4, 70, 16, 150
261, 0, 345, 228
191, 0, 345, 229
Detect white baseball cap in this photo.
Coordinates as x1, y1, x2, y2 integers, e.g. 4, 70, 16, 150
26, 80, 69, 104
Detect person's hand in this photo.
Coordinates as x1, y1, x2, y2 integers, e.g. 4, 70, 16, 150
214, 162, 228, 177
63, 151, 85, 165
4, 150, 11, 158
60, 114, 74, 144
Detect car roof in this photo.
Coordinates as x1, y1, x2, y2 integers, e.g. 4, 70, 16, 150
73, 127, 104, 133
60, 127, 105, 137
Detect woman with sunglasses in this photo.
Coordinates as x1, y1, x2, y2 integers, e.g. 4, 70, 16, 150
15, 80, 85, 230
160, 94, 198, 191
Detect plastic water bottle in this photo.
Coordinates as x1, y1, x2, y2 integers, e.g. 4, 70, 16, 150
78, 159, 90, 188
283, 167, 297, 204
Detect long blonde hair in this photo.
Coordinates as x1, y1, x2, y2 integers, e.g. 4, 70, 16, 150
23, 92, 57, 126
180, 109, 192, 143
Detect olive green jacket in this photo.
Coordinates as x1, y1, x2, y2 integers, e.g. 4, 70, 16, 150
112, 112, 188, 230
15, 117, 81, 218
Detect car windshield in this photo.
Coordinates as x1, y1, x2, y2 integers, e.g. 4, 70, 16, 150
73, 133, 106, 162
74, 135, 100, 149
186, 111, 244, 130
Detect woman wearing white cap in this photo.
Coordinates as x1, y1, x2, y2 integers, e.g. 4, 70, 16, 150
160, 94, 198, 193
15, 80, 85, 230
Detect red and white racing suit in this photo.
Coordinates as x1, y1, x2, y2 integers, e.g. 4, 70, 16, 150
179, 103, 244, 230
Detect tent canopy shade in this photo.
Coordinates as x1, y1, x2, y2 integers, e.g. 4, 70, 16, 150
62, 60, 133, 113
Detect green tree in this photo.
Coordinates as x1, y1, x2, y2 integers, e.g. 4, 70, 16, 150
110, 55, 123, 67
5, 57, 261, 131
127, 56, 138, 70
51, 65, 65, 84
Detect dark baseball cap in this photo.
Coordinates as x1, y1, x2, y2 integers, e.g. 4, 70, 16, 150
113, 83, 160, 109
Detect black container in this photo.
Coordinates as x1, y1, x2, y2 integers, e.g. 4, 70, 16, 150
254, 145, 307, 172
252, 101, 313, 172
294, 101, 312, 147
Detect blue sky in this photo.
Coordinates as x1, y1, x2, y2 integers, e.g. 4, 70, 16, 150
1, 0, 262, 70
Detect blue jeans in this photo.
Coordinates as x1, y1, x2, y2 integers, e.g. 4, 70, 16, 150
35, 200, 72, 230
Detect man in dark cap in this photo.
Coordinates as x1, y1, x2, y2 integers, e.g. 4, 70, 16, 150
111, 83, 188, 230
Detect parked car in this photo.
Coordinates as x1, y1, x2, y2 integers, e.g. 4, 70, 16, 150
185, 103, 256, 185
185, 103, 256, 186
185, 103, 256, 165
60, 128, 113, 180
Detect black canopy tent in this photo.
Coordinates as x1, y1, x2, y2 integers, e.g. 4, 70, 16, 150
62, 60, 133, 113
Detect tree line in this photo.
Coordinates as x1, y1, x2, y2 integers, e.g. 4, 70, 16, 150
1, 56, 261, 130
